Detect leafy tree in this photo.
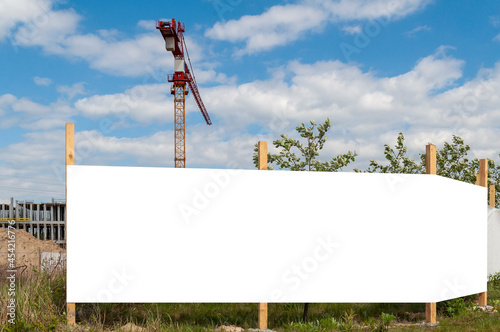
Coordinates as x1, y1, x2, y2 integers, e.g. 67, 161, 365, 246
357, 132, 500, 207
436, 136, 478, 183
252, 118, 357, 171
356, 132, 424, 174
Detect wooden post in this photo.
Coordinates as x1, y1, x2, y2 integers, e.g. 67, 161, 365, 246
426, 144, 437, 176
478, 159, 488, 187
258, 303, 268, 330
425, 144, 437, 324
477, 159, 488, 307
490, 185, 496, 208
257, 141, 268, 330
258, 141, 268, 171
66, 123, 75, 166
66, 123, 76, 326
425, 302, 436, 324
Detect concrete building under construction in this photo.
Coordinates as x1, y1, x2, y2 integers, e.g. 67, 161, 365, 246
0, 198, 66, 246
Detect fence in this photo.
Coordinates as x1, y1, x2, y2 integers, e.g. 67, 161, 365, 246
60, 124, 499, 327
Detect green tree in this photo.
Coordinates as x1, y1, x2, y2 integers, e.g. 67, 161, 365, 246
252, 118, 357, 171
357, 132, 500, 207
356, 132, 424, 174
436, 135, 478, 183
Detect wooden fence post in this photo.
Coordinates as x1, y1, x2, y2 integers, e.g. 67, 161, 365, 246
258, 141, 268, 171
425, 144, 437, 324
477, 159, 488, 307
257, 141, 268, 330
425, 144, 437, 176
490, 185, 496, 208
66, 123, 76, 326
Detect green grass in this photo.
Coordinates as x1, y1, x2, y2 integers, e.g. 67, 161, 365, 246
0, 269, 66, 331
1, 271, 500, 331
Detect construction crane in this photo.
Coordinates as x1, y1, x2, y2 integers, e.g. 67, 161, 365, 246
157, 19, 212, 168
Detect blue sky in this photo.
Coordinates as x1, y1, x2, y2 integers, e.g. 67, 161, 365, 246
1, 0, 500, 202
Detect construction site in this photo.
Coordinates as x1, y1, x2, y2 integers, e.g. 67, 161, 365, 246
2, 8, 500, 330
0, 198, 66, 246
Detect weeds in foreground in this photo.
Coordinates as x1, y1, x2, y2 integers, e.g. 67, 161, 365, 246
0, 268, 66, 331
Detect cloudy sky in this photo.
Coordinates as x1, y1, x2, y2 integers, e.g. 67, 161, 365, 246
1, 0, 500, 203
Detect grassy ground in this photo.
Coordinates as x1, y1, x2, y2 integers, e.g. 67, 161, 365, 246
1, 271, 500, 331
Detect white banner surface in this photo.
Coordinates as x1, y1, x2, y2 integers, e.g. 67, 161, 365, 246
67, 166, 487, 303
488, 206, 500, 277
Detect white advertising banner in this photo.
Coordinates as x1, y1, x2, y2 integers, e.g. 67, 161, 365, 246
67, 165, 487, 303
488, 206, 500, 277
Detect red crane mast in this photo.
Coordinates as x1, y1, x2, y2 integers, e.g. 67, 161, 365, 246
157, 19, 212, 168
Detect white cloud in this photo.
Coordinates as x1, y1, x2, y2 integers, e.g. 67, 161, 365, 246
194, 69, 236, 85
33, 76, 52, 86
13, 98, 51, 114
313, 0, 431, 21
207, 4, 328, 55
137, 20, 155, 30
0, 94, 73, 130
57, 82, 87, 100
206, 0, 432, 54
0, 0, 52, 41
74, 130, 174, 167
6, 1, 172, 77
75, 84, 173, 125
342, 25, 362, 35
60, 33, 170, 76
201, 48, 463, 133
360, 92, 393, 110
0, 129, 66, 202
71, 47, 471, 144
494, 33, 500, 42
381, 47, 464, 98
70, 126, 266, 171
97, 28, 119, 40
196, 48, 500, 170
14, 7, 81, 51
15, 24, 171, 76
2, 2, 225, 80
405, 25, 432, 37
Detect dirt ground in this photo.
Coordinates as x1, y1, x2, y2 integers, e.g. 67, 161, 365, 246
0, 227, 65, 276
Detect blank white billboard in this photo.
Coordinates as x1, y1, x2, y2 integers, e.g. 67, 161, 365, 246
67, 166, 487, 303
488, 206, 500, 277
